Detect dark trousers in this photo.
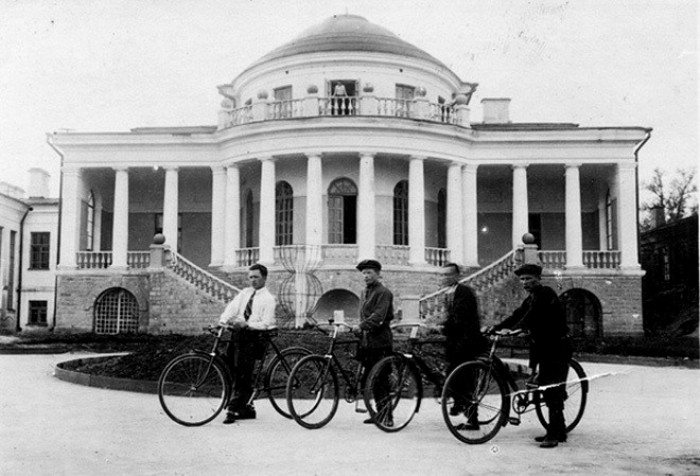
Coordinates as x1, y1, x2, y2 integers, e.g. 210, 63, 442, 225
225, 329, 265, 411
359, 347, 392, 412
537, 347, 572, 437
446, 347, 484, 419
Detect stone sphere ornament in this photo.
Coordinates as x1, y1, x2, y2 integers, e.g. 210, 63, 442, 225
153, 233, 166, 245
362, 83, 374, 93
454, 94, 468, 105
307, 84, 318, 94
257, 90, 269, 100
522, 232, 536, 245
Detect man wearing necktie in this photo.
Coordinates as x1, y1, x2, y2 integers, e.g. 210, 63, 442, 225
218, 263, 277, 424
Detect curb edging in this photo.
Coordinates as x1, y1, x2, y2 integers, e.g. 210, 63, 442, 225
54, 356, 159, 394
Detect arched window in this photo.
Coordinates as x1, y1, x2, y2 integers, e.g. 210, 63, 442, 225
245, 190, 254, 248
275, 181, 294, 245
94, 288, 139, 334
393, 181, 409, 245
328, 178, 357, 244
605, 189, 616, 250
437, 188, 447, 248
86, 191, 95, 251
560, 289, 602, 338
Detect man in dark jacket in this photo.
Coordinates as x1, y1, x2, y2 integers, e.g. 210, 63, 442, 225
491, 263, 572, 448
352, 259, 394, 425
437, 262, 489, 429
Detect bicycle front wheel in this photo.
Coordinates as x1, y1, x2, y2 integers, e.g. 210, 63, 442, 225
286, 355, 339, 429
534, 359, 588, 434
364, 355, 421, 432
441, 361, 508, 444
265, 347, 312, 419
158, 353, 229, 426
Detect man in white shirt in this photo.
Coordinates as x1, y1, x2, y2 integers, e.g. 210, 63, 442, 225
218, 263, 277, 424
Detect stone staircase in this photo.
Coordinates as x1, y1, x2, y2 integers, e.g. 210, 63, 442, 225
167, 251, 240, 303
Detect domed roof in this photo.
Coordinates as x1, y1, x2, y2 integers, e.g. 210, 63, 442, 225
245, 14, 450, 71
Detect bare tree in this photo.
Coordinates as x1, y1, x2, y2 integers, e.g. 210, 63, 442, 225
641, 167, 697, 229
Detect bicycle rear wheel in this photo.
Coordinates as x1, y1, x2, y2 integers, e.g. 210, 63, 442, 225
265, 347, 312, 419
286, 355, 339, 429
158, 353, 229, 426
441, 361, 508, 444
364, 355, 421, 432
534, 359, 588, 433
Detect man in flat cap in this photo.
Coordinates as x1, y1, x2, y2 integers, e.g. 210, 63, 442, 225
491, 263, 572, 448
353, 259, 394, 426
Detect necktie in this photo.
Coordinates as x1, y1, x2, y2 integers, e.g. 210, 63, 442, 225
243, 290, 256, 321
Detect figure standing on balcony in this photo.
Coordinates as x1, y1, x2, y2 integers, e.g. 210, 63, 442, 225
489, 263, 572, 448
331, 82, 348, 115
218, 263, 277, 424
351, 259, 394, 426
430, 262, 489, 430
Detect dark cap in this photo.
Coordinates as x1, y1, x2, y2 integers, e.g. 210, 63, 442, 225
356, 259, 382, 272
514, 263, 542, 277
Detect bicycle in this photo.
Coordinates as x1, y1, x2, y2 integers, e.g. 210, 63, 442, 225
441, 329, 588, 444
285, 319, 374, 429
158, 325, 311, 426
363, 322, 448, 432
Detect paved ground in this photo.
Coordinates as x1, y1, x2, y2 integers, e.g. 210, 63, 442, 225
1, 353, 698, 476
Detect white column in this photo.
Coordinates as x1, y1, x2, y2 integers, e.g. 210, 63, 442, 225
258, 157, 276, 265
210, 166, 226, 266
93, 193, 103, 251
447, 162, 463, 264
224, 165, 240, 266
512, 164, 529, 248
111, 167, 129, 268
58, 167, 81, 268
462, 163, 479, 267
598, 192, 607, 250
305, 154, 323, 247
408, 156, 426, 265
616, 162, 640, 268
162, 167, 179, 250
565, 163, 584, 268
357, 152, 376, 260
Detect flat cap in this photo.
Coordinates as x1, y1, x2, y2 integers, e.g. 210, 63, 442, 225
356, 259, 382, 271
514, 263, 543, 277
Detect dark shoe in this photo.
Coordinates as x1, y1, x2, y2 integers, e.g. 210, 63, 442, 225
455, 421, 480, 431
234, 405, 257, 420
539, 436, 559, 448
535, 433, 567, 443
449, 404, 466, 416
223, 412, 236, 424
363, 418, 374, 424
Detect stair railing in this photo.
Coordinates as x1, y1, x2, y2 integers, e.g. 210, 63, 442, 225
167, 251, 240, 302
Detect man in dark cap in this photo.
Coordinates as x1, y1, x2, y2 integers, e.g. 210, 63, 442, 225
491, 263, 572, 448
352, 259, 394, 426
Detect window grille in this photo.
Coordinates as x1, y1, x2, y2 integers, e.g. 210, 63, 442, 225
393, 180, 409, 245
275, 181, 294, 245
28, 300, 47, 325
30, 232, 50, 270
94, 288, 139, 334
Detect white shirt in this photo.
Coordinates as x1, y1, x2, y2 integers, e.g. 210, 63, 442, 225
219, 286, 277, 330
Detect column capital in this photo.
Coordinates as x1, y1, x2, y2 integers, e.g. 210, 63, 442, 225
211, 165, 226, 175
304, 152, 323, 160
462, 162, 479, 172
358, 151, 377, 159
258, 155, 276, 163
617, 161, 637, 171
409, 155, 427, 162
162, 165, 179, 172
62, 166, 82, 176
565, 162, 583, 169
112, 166, 129, 172
511, 163, 530, 170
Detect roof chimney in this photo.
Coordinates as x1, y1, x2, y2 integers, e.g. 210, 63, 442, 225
481, 98, 511, 124
650, 205, 666, 228
28, 168, 50, 198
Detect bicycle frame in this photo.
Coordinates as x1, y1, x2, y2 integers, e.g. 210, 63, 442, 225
318, 321, 364, 403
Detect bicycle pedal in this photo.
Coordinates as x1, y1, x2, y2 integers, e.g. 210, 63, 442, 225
508, 417, 521, 426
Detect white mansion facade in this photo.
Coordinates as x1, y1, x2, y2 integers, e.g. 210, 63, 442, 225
43, 15, 649, 336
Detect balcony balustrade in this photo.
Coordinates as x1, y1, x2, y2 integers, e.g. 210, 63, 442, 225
218, 94, 468, 129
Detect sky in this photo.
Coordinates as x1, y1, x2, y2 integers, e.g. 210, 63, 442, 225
0, 0, 697, 198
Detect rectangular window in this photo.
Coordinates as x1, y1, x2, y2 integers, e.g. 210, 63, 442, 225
28, 300, 48, 326
395, 84, 415, 117
273, 86, 293, 118
30, 232, 50, 270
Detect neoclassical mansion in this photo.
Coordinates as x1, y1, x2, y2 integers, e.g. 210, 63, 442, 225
44, 15, 649, 336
